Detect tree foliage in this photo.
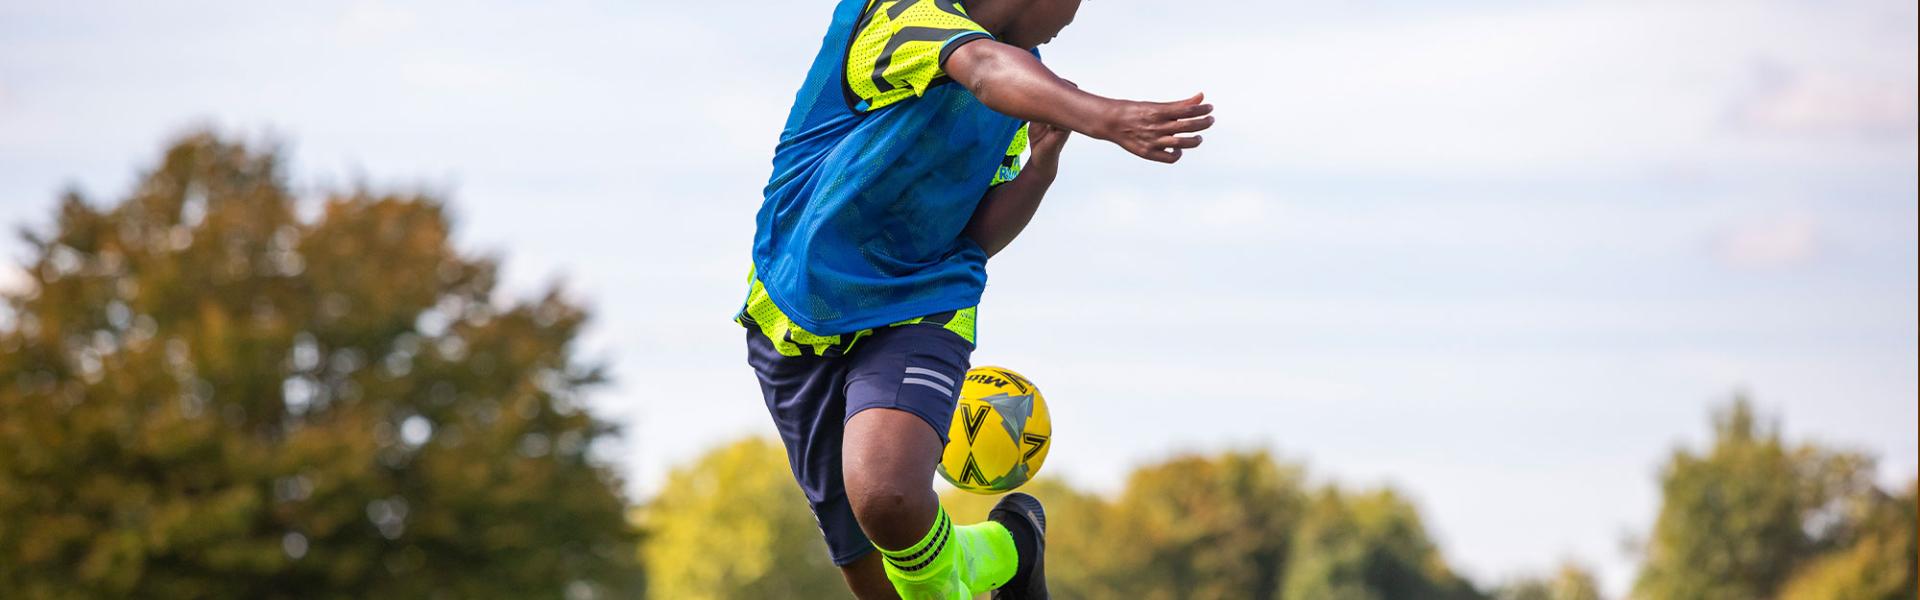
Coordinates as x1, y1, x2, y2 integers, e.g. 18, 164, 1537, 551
1776, 480, 1918, 600
1635, 395, 1899, 600
1493, 562, 1601, 600
621, 393, 1920, 600
1282, 487, 1483, 600
0, 132, 639, 598
1095, 450, 1305, 600
643, 444, 1485, 600
11, 132, 1917, 600
953, 449, 1480, 600
638, 437, 845, 600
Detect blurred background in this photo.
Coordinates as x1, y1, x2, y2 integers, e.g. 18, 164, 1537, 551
1, 0, 1914, 598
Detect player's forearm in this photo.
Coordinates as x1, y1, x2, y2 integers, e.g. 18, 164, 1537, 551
964, 158, 1057, 258
947, 40, 1214, 164
947, 42, 1115, 139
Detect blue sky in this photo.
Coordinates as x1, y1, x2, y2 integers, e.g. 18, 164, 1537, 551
3, 0, 1915, 593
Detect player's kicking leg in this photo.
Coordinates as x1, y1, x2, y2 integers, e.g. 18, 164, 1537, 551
844, 409, 1048, 600
839, 325, 1047, 600
747, 317, 1046, 599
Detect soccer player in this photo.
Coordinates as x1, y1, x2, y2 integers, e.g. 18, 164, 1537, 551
739, 0, 1213, 598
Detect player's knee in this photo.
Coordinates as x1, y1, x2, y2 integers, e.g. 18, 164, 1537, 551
847, 481, 912, 524
846, 481, 931, 546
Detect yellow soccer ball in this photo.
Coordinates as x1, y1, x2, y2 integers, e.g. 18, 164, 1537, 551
938, 366, 1052, 494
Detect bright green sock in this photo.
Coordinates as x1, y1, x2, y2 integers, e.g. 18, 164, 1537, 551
877, 505, 1020, 600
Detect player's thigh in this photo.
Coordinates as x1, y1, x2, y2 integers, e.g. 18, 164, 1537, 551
842, 323, 974, 447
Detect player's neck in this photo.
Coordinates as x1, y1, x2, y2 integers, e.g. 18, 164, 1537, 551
961, 0, 1017, 40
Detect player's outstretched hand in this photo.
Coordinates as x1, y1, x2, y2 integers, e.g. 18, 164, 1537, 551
1098, 93, 1214, 164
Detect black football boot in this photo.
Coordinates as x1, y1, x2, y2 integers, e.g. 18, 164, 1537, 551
988, 492, 1048, 600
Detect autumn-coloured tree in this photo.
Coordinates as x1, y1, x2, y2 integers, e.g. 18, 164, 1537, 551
637, 437, 845, 599
0, 132, 639, 598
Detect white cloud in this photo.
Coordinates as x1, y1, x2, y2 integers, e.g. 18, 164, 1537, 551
1059, 0, 1918, 176
338, 0, 417, 41
1713, 213, 1819, 269
396, 56, 516, 91
1080, 186, 1276, 238
1194, 188, 1273, 231
1728, 61, 1919, 140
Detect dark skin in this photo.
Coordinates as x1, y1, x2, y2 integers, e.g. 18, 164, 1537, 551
954, 0, 1215, 164
954, 0, 1214, 255
963, 119, 1067, 257
840, 0, 1213, 597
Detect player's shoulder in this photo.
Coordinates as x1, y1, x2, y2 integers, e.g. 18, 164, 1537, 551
842, 0, 993, 112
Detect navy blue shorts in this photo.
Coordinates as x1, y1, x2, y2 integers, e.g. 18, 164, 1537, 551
744, 322, 973, 566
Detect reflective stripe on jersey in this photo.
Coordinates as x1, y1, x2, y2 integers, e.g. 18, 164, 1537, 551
843, 0, 994, 113
737, 267, 978, 357
990, 122, 1029, 187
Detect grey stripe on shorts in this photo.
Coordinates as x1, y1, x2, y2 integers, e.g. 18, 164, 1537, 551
902, 366, 957, 397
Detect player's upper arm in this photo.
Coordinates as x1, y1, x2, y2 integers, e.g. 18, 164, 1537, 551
844, 0, 994, 112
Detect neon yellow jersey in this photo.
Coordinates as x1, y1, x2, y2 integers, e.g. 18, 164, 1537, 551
843, 0, 995, 113
843, 0, 1026, 187
737, 267, 977, 357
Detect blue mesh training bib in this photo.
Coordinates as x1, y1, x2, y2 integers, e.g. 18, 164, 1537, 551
750, 0, 1032, 335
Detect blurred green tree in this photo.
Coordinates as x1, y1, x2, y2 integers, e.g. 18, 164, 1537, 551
0, 132, 639, 598
637, 438, 844, 599
1091, 450, 1305, 600
957, 450, 1484, 600
1281, 487, 1485, 600
1777, 480, 1918, 600
644, 442, 1491, 600
1492, 562, 1601, 600
1634, 395, 1884, 600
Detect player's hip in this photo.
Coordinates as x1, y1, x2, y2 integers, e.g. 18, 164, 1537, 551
735, 265, 976, 358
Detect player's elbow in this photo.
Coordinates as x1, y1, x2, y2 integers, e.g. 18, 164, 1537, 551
963, 213, 1011, 258
967, 232, 1008, 259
